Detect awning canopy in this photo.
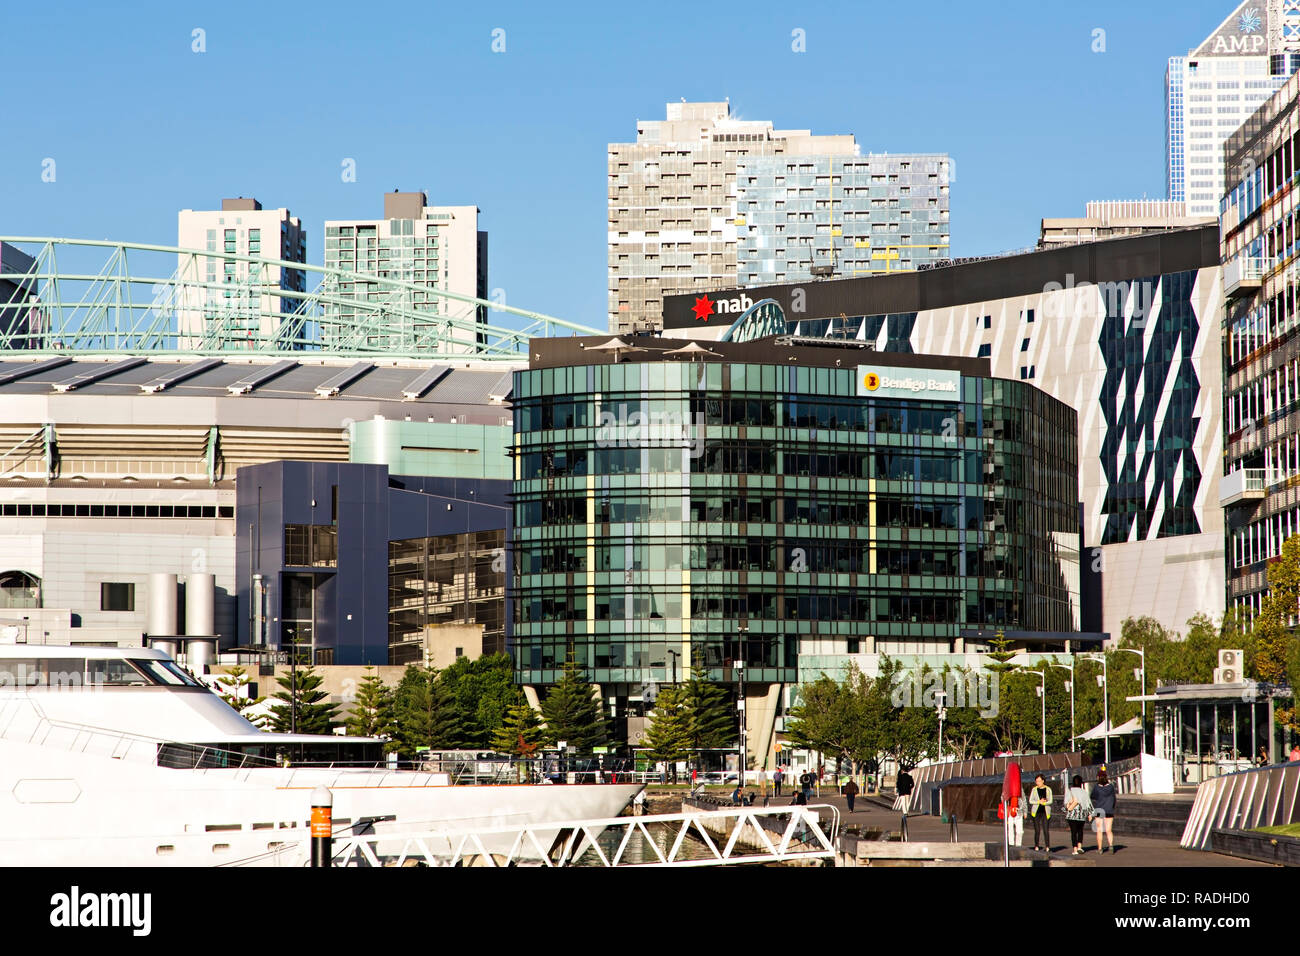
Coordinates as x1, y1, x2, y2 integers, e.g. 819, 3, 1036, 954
1077, 716, 1143, 740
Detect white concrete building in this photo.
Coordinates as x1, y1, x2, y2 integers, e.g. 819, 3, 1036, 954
324, 192, 488, 354
608, 101, 858, 334
176, 198, 307, 350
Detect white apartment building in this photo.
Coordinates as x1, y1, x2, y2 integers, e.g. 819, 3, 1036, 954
176, 198, 307, 350
324, 192, 488, 354
608, 101, 857, 333
1166, 1, 1299, 217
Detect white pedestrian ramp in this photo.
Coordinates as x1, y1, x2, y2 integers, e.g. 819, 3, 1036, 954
225, 805, 840, 868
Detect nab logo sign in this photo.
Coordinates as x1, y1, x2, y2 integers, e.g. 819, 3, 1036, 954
862, 372, 881, 391
691, 293, 753, 322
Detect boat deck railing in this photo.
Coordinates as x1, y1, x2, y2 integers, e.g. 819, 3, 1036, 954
0, 695, 409, 776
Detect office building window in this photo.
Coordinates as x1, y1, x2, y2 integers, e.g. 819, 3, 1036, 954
100, 582, 135, 612
285, 525, 338, 567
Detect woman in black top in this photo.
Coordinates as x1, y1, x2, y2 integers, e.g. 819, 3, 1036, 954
1090, 770, 1118, 854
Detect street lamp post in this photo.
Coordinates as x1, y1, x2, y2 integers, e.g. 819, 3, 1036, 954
1027, 670, 1046, 754
736, 624, 749, 789
667, 648, 679, 686
1114, 648, 1147, 754
1082, 653, 1110, 764
936, 691, 948, 762
1048, 661, 1076, 751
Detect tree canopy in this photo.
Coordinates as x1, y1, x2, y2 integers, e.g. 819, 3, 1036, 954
389, 665, 463, 756
268, 665, 338, 735
344, 666, 396, 739
540, 657, 608, 752
681, 658, 735, 750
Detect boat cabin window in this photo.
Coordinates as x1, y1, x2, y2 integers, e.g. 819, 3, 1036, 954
0, 656, 204, 688
0, 659, 86, 687
132, 658, 203, 687
87, 659, 150, 686
157, 740, 385, 769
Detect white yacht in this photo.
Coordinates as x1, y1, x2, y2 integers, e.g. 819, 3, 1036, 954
0, 644, 642, 866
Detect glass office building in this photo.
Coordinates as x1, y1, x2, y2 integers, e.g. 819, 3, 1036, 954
510, 336, 1081, 738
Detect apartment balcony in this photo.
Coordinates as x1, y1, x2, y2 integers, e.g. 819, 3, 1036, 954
1219, 468, 1267, 507
1223, 256, 1274, 299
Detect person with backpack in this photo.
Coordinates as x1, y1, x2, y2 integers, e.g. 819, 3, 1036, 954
896, 767, 915, 815
1063, 774, 1093, 855
1091, 770, 1118, 854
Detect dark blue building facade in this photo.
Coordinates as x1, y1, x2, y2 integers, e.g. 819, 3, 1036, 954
236, 461, 510, 666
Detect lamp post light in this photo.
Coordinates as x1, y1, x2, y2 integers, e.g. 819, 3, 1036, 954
1082, 653, 1110, 764
667, 648, 679, 686
736, 624, 749, 788
936, 691, 948, 762
1114, 647, 1147, 754
1027, 669, 1046, 754
1048, 661, 1076, 751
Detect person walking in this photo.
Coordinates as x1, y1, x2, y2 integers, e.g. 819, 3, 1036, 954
841, 776, 859, 813
1063, 774, 1093, 855
1290, 743, 1300, 763
1091, 770, 1118, 854
799, 769, 813, 804
1027, 773, 1053, 852
1256, 746, 1270, 767
773, 767, 784, 797
896, 767, 915, 815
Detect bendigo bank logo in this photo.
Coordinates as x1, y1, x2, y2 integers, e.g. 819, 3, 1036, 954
862, 372, 881, 391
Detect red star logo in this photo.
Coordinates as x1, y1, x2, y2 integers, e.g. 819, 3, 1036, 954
691, 295, 715, 321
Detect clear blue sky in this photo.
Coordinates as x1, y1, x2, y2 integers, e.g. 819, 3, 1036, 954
0, 0, 1239, 330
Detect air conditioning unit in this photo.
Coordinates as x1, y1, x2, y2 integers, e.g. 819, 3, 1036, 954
1219, 649, 1244, 670
1214, 666, 1241, 684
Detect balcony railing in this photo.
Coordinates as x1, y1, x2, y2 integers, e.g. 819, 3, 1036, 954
1220, 468, 1267, 507
1224, 256, 1275, 298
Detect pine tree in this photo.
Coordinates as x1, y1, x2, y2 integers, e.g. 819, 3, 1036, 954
214, 666, 265, 723
682, 658, 735, 750
391, 665, 463, 757
490, 702, 545, 758
268, 665, 339, 735
643, 684, 692, 782
345, 666, 396, 739
540, 657, 608, 752
985, 628, 1019, 672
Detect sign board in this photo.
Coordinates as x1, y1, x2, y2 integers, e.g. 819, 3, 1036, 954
857, 365, 961, 400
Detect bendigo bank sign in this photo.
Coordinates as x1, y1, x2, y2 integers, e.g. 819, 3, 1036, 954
857, 366, 961, 400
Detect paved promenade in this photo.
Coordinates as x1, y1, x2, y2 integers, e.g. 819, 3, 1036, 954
763, 791, 1271, 867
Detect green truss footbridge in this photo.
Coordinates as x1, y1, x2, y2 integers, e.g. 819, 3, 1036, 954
0, 237, 604, 360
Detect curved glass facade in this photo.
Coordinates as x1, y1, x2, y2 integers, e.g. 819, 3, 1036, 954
510, 357, 1080, 692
